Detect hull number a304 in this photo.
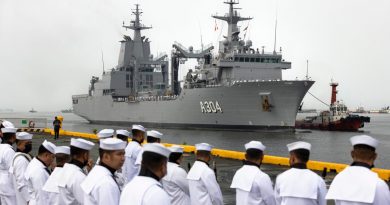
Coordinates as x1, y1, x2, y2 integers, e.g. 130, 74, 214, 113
200, 101, 223, 113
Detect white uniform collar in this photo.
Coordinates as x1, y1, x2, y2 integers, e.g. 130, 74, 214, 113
326, 166, 378, 203
187, 161, 210, 180
231, 165, 261, 191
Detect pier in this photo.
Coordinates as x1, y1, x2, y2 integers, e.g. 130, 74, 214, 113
19, 127, 390, 182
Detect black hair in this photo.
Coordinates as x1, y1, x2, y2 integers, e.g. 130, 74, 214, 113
1, 133, 15, 143
132, 129, 143, 138
70, 146, 89, 157
56, 153, 70, 166
169, 152, 183, 163
146, 136, 160, 143
353, 144, 376, 161
116, 134, 128, 142
38, 144, 52, 155
246, 148, 263, 160
142, 151, 167, 171
98, 148, 115, 160
196, 150, 211, 158
354, 144, 376, 152
291, 149, 310, 163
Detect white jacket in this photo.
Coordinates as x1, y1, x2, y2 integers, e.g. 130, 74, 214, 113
162, 162, 190, 205
120, 176, 170, 205
10, 152, 32, 205
326, 165, 390, 205
122, 141, 142, 183
274, 168, 327, 205
231, 164, 275, 205
57, 163, 87, 205
0, 144, 16, 196
42, 167, 63, 205
187, 161, 223, 205
24, 157, 50, 205
81, 165, 121, 205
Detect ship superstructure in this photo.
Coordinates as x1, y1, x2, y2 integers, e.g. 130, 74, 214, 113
72, 1, 314, 131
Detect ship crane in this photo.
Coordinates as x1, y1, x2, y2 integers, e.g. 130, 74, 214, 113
171, 42, 214, 95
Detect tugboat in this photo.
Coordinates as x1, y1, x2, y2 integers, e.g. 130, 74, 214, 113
29, 108, 37, 113
295, 82, 370, 131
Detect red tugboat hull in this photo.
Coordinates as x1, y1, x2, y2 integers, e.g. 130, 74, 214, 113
295, 115, 370, 132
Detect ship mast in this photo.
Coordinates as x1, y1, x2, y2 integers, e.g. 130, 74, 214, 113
212, 0, 252, 43
122, 4, 151, 59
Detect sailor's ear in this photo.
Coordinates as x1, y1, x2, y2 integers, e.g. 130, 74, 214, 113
373, 152, 377, 161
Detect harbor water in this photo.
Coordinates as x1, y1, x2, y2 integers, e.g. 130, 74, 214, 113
1, 112, 389, 169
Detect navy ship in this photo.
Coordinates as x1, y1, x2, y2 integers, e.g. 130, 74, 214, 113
72, 1, 314, 131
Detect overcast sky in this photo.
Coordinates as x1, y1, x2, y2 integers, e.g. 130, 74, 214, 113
1, 0, 389, 112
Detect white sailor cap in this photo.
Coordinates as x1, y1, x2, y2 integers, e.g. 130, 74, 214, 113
169, 145, 184, 153
116, 129, 130, 137
144, 143, 171, 158
97, 129, 114, 139
245, 141, 266, 151
100, 138, 126, 150
1, 120, 15, 128
55, 146, 70, 155
195, 143, 213, 152
287, 141, 311, 152
132, 124, 146, 132
42, 140, 56, 154
147, 130, 163, 139
1, 127, 18, 133
71, 138, 95, 150
350, 135, 378, 149
16, 132, 33, 140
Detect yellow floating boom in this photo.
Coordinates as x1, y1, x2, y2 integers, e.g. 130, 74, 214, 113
37, 128, 390, 181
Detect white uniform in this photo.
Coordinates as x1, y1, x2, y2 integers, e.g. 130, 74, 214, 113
42, 167, 63, 205
0, 144, 16, 205
326, 165, 390, 205
231, 164, 276, 205
80, 165, 121, 205
57, 163, 86, 205
187, 161, 223, 205
122, 141, 142, 182
10, 152, 32, 205
274, 168, 327, 205
24, 157, 51, 205
120, 176, 170, 205
162, 162, 190, 205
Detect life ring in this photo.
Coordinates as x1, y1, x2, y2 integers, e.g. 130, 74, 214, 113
28, 121, 35, 128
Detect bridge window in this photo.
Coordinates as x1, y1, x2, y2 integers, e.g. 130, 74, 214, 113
234, 57, 239, 61
250, 58, 255, 62
245, 57, 249, 62
255, 58, 260, 62
239, 57, 244, 62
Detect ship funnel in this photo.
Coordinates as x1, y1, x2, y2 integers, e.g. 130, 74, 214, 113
330, 82, 339, 105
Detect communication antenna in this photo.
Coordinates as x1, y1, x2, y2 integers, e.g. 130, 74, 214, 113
101, 50, 105, 74
198, 21, 204, 51
306, 59, 309, 80
273, 4, 278, 54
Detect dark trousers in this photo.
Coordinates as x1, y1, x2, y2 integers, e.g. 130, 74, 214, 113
54, 127, 60, 140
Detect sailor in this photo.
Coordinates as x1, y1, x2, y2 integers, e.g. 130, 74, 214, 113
134, 130, 163, 170
81, 138, 126, 205
123, 125, 145, 183
161, 145, 190, 205
119, 143, 171, 205
274, 141, 326, 205
24, 140, 56, 205
116, 129, 130, 145
95, 128, 115, 164
57, 138, 94, 205
114, 129, 131, 190
42, 146, 70, 205
230, 141, 275, 205
187, 143, 223, 205
326, 135, 390, 204
10, 132, 33, 205
0, 126, 18, 205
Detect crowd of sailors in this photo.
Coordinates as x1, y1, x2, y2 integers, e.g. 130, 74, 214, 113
0, 120, 389, 205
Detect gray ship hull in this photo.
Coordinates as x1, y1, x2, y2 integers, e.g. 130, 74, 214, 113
73, 80, 314, 131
